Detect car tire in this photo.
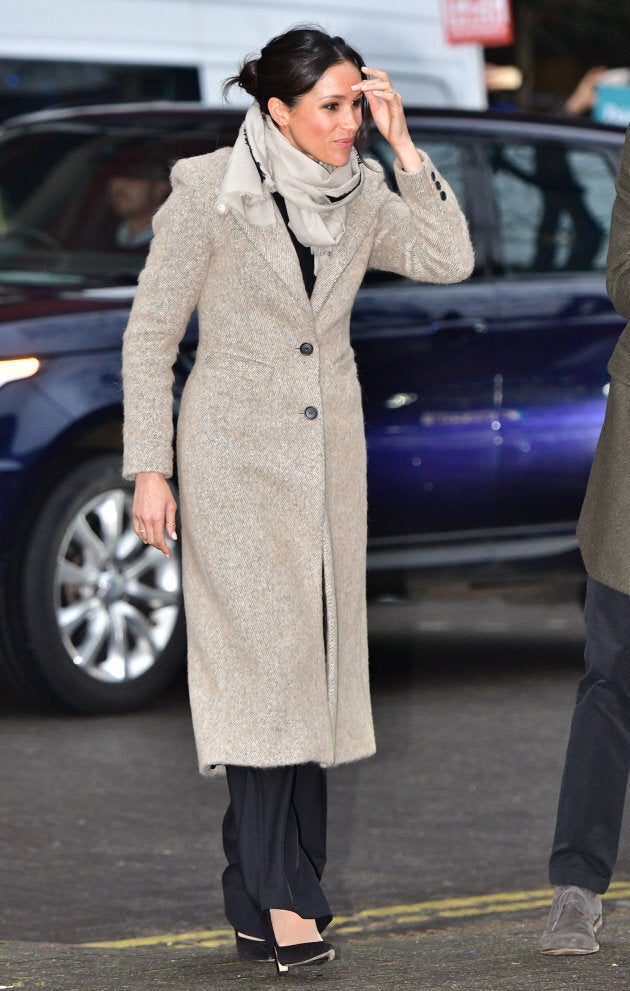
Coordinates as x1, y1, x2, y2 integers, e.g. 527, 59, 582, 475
17, 453, 186, 713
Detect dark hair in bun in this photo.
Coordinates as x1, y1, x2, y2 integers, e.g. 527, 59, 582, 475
223, 25, 370, 144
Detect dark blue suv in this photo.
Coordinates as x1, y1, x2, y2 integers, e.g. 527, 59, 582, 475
0, 104, 624, 712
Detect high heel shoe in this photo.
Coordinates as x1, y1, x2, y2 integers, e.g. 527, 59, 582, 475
273, 939, 335, 973
234, 931, 274, 962
264, 911, 335, 974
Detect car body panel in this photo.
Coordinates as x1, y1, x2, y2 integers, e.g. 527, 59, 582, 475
353, 279, 501, 538
494, 272, 620, 529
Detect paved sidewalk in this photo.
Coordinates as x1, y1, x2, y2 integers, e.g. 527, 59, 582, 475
3, 906, 630, 991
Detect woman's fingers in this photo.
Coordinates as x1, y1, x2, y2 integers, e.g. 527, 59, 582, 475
132, 472, 178, 557
135, 517, 174, 557
353, 66, 401, 101
151, 525, 171, 557
165, 493, 178, 546
352, 65, 415, 158
134, 516, 167, 555
352, 65, 404, 137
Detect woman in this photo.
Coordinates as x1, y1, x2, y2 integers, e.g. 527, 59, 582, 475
122, 26, 473, 974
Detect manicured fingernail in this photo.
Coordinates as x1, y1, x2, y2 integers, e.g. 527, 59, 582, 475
171, 531, 178, 541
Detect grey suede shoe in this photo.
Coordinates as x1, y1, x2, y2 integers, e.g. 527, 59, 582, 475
540, 885, 603, 955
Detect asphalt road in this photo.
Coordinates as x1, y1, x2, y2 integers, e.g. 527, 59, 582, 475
4, 584, 630, 990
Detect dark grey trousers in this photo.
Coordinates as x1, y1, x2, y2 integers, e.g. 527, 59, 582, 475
549, 575, 630, 893
222, 763, 332, 939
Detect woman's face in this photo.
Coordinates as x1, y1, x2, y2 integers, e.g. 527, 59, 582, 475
271, 61, 363, 167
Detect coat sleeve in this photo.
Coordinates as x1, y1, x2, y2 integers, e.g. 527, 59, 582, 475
368, 152, 474, 284
606, 126, 630, 320
122, 159, 214, 480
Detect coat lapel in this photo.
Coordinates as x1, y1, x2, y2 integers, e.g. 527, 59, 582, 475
226, 169, 382, 314
229, 204, 308, 307
310, 174, 381, 316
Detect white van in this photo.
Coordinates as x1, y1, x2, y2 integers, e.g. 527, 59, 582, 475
0, 0, 485, 117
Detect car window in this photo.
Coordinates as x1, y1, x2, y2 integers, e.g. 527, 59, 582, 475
488, 140, 615, 275
369, 132, 467, 207
0, 128, 236, 284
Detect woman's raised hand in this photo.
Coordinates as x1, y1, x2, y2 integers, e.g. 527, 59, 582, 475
352, 66, 423, 173
132, 471, 178, 557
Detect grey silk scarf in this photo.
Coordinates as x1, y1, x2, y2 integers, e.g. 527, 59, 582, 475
216, 103, 364, 271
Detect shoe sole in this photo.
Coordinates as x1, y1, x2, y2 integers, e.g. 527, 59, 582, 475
541, 944, 599, 955
275, 948, 335, 973
540, 913, 602, 955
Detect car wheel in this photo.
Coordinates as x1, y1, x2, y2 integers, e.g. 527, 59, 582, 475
18, 453, 186, 713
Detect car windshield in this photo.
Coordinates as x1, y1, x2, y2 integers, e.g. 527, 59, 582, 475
0, 123, 232, 286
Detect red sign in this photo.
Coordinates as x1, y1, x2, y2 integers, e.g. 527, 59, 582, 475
442, 0, 514, 46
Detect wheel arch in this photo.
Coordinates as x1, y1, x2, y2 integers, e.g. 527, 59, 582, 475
1, 445, 185, 712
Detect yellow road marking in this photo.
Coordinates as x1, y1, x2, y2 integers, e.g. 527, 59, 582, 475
81, 882, 630, 950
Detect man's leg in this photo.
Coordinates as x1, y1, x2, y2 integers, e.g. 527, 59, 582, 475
550, 576, 630, 891
542, 576, 630, 954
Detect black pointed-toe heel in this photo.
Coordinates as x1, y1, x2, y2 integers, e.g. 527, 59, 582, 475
273, 940, 335, 974
234, 932, 275, 962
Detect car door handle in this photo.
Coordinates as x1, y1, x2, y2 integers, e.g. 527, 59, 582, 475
430, 318, 488, 340
420, 409, 499, 426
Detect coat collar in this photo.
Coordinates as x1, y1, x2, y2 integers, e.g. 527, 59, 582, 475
224, 162, 383, 314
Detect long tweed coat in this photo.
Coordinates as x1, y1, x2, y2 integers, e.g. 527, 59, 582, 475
122, 144, 474, 774
578, 124, 630, 594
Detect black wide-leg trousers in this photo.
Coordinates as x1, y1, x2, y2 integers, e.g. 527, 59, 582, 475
222, 763, 332, 939
549, 576, 630, 894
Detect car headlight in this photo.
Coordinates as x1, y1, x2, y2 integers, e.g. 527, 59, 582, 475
0, 357, 40, 388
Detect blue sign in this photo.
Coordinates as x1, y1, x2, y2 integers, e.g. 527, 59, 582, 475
594, 85, 630, 127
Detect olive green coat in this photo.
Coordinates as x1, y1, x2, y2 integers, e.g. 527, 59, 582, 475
122, 146, 474, 773
578, 126, 630, 594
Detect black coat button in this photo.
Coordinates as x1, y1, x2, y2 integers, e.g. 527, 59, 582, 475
430, 171, 436, 181
440, 191, 447, 201
435, 180, 442, 190
304, 406, 318, 419
300, 342, 314, 355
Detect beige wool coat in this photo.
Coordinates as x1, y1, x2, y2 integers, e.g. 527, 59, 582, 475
122, 144, 474, 774
578, 125, 630, 594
